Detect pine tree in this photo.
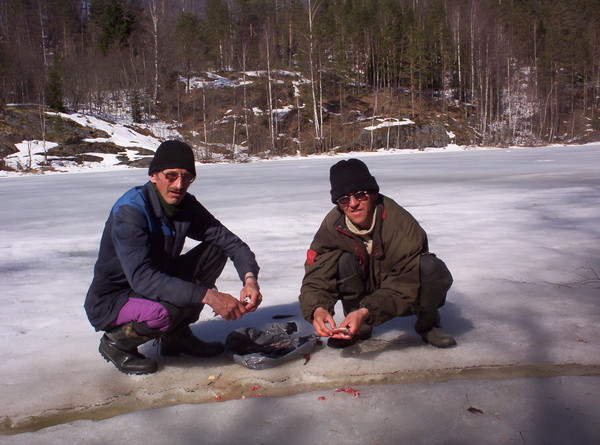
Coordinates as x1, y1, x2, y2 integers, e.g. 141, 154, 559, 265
205, 0, 232, 71
47, 53, 66, 112
89, 0, 136, 54
174, 11, 205, 93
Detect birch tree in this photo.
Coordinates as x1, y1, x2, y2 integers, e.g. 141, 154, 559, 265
147, 0, 162, 110
306, 0, 322, 150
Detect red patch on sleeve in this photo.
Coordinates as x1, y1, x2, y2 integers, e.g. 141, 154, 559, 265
306, 249, 318, 265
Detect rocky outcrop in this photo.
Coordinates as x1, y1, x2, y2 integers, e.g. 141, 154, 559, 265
348, 120, 455, 151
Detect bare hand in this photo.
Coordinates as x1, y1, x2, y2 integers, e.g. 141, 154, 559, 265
202, 289, 247, 321
311, 307, 338, 337
240, 280, 262, 312
335, 308, 370, 338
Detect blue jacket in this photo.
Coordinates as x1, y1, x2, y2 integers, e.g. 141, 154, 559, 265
85, 182, 259, 331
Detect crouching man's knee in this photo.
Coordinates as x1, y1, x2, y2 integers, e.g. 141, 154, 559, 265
417, 252, 453, 312
337, 252, 367, 300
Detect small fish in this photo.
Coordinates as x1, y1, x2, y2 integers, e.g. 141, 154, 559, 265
332, 327, 351, 336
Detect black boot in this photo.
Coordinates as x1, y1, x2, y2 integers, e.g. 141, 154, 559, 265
327, 326, 372, 348
161, 325, 224, 357
99, 323, 158, 375
415, 310, 457, 348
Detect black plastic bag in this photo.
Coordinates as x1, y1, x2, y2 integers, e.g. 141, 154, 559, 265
224, 322, 318, 370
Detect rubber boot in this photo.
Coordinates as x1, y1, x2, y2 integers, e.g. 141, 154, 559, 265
415, 310, 457, 348
99, 322, 158, 375
160, 325, 224, 358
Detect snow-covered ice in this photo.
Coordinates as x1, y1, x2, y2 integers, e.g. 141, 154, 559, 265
1, 144, 599, 444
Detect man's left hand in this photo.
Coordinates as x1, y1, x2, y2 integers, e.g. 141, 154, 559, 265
335, 308, 370, 338
240, 279, 262, 312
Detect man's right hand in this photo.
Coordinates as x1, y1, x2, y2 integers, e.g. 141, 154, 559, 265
202, 289, 247, 321
312, 306, 370, 339
311, 307, 338, 337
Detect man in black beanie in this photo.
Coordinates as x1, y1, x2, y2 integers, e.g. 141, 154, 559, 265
85, 140, 263, 374
299, 158, 456, 349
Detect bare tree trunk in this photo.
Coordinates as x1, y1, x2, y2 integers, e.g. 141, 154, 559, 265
469, 1, 476, 105
296, 92, 302, 153
571, 61, 576, 140
593, 62, 600, 119
507, 54, 515, 140
288, 15, 293, 69
37, 0, 48, 167
265, 29, 276, 154
386, 126, 390, 150
410, 39, 416, 118
307, 0, 322, 150
241, 43, 251, 152
38, 103, 48, 167
176, 80, 180, 125
38, 1, 47, 68
453, 10, 463, 103
231, 111, 237, 159
318, 53, 323, 144
242, 74, 250, 151
539, 71, 557, 141
202, 87, 208, 144
186, 59, 191, 93
436, 16, 448, 119
370, 88, 378, 151
27, 141, 33, 170
549, 70, 559, 142
149, 0, 161, 112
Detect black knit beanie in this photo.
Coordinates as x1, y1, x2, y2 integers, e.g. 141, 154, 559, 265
148, 140, 196, 176
329, 158, 379, 203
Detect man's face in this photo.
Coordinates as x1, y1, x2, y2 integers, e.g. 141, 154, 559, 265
338, 191, 377, 230
149, 168, 195, 205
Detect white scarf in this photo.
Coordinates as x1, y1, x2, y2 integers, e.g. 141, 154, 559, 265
345, 208, 377, 254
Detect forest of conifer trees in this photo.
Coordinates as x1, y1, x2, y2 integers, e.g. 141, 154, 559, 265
1, 0, 599, 154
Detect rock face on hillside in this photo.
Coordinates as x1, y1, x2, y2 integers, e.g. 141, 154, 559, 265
354, 122, 452, 150
0, 99, 473, 173
0, 105, 155, 171
0, 105, 106, 147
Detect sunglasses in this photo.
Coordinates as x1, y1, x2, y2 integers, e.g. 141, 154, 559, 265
161, 171, 195, 184
336, 190, 369, 206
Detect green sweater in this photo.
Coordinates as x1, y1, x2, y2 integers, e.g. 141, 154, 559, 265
152, 183, 181, 219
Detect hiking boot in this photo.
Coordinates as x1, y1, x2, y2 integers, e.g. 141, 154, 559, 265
161, 325, 224, 357
99, 323, 158, 375
327, 328, 372, 349
422, 327, 457, 348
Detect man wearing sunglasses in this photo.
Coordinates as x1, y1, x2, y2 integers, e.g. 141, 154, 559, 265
299, 158, 455, 349
85, 140, 262, 374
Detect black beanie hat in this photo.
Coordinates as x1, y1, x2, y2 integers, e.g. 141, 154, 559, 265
148, 140, 196, 176
329, 158, 379, 203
